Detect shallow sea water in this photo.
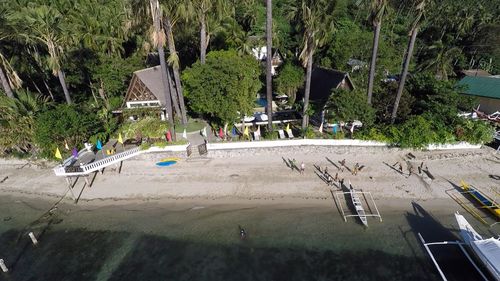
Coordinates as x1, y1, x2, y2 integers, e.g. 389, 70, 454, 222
0, 195, 495, 281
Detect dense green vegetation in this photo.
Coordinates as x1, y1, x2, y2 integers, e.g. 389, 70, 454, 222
0, 0, 498, 158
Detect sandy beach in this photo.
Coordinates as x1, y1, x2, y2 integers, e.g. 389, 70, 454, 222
0, 145, 499, 205
1, 145, 500, 281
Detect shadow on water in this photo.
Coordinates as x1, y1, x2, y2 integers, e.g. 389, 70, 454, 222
0, 227, 438, 281
405, 202, 489, 281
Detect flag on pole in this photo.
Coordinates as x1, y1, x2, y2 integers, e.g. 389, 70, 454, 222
256, 125, 261, 134
118, 133, 123, 144
319, 122, 324, 133
219, 128, 224, 138
54, 147, 62, 160
333, 125, 338, 134
96, 140, 103, 150
232, 126, 237, 136
64, 141, 69, 150
72, 147, 78, 158
286, 123, 290, 132
182, 129, 187, 139
201, 127, 207, 138
166, 130, 172, 142
243, 126, 249, 136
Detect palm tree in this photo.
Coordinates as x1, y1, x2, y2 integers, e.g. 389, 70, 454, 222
150, 0, 175, 138
9, 3, 72, 104
0, 5, 20, 98
419, 40, 462, 81
390, 0, 425, 124
287, 0, 335, 130
162, 1, 188, 125
265, 0, 273, 130
178, 0, 229, 64
0, 90, 50, 153
367, 0, 386, 105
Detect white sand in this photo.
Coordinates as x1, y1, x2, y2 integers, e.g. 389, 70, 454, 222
1, 146, 499, 206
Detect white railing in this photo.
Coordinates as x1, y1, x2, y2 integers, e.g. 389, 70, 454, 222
53, 147, 141, 176
53, 144, 190, 177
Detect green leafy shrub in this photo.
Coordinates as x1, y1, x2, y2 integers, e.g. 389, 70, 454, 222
274, 62, 304, 105
455, 119, 494, 144
117, 117, 169, 140
358, 127, 391, 142
391, 116, 439, 148
325, 88, 376, 127
34, 105, 103, 158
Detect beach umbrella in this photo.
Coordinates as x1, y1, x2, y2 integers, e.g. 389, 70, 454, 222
72, 148, 78, 158
96, 140, 103, 150
54, 147, 62, 160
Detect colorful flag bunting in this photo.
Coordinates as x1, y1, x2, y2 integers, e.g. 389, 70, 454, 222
72, 147, 78, 158
54, 147, 62, 160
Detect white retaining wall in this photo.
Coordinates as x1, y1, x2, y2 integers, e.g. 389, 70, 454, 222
206, 139, 482, 151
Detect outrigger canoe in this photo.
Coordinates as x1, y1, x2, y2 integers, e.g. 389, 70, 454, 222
460, 180, 500, 219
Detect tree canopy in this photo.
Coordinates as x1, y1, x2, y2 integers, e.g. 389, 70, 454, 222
182, 50, 261, 125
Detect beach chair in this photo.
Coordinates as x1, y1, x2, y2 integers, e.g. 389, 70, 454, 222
278, 129, 286, 139
286, 129, 294, 139
253, 131, 261, 141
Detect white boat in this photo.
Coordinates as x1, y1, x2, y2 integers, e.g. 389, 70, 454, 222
349, 181, 368, 227
455, 212, 500, 281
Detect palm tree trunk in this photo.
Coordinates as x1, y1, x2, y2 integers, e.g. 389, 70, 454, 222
57, 70, 72, 104
367, 21, 382, 105
0, 65, 14, 98
265, 0, 273, 131
165, 17, 188, 125
390, 26, 419, 124
166, 65, 182, 120
302, 51, 313, 130
200, 13, 207, 64
159, 45, 176, 140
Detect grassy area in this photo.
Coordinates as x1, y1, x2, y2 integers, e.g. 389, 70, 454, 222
176, 118, 206, 133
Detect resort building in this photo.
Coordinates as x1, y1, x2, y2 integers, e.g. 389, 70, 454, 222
251, 46, 284, 75
458, 75, 500, 114
122, 66, 174, 120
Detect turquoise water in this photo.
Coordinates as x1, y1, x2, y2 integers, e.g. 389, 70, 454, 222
0, 196, 493, 281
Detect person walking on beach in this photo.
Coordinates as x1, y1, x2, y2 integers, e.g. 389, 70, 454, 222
408, 165, 414, 176
334, 173, 338, 182
300, 162, 305, 174
324, 166, 328, 176
352, 163, 360, 176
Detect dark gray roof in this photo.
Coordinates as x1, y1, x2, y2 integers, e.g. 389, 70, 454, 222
309, 67, 353, 103
133, 66, 168, 106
